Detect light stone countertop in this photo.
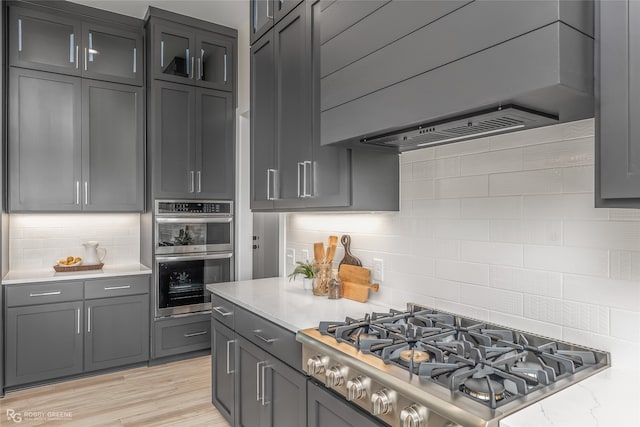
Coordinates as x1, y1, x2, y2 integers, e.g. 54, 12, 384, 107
208, 277, 640, 427
2, 264, 152, 285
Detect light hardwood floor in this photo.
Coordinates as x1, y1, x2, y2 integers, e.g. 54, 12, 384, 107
0, 356, 231, 426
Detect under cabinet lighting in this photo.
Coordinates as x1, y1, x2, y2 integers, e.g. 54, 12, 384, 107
416, 124, 525, 147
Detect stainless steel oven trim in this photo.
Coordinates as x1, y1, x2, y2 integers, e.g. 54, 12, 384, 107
154, 199, 234, 217
156, 217, 233, 223
154, 251, 235, 319
154, 217, 234, 255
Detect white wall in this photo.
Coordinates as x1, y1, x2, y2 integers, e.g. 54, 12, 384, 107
287, 118, 640, 369
9, 214, 140, 270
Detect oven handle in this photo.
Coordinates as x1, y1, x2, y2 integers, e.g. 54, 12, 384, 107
156, 253, 233, 263
155, 217, 232, 224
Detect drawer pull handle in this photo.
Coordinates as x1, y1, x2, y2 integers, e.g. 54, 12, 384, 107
30, 291, 62, 297
256, 361, 266, 401
184, 331, 208, 338
104, 285, 131, 291
253, 330, 277, 344
213, 306, 233, 317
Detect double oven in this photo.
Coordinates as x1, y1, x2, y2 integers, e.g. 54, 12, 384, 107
154, 200, 234, 318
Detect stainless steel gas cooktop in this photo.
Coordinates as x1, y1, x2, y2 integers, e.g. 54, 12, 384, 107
296, 304, 610, 427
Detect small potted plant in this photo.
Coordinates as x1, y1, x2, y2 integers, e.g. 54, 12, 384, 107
288, 261, 314, 290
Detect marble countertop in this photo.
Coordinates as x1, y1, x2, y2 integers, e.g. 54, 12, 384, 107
208, 277, 640, 427
2, 264, 152, 285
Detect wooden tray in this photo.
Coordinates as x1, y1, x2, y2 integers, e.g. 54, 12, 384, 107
53, 263, 104, 272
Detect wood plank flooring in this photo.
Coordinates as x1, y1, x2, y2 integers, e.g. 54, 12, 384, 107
0, 356, 231, 427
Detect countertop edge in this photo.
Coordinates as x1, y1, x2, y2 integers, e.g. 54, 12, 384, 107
2, 264, 152, 285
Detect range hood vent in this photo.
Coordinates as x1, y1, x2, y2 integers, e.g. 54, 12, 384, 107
360, 105, 559, 151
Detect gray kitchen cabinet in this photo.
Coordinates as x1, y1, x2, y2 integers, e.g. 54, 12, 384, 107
8, 67, 82, 212
596, 0, 640, 207
9, 4, 144, 86
8, 68, 144, 212
212, 319, 235, 425
262, 354, 307, 427
153, 313, 211, 359
149, 15, 235, 92
250, 0, 303, 45
84, 294, 149, 372
5, 301, 84, 387
236, 336, 266, 427
82, 79, 144, 211
151, 79, 234, 200
307, 381, 386, 427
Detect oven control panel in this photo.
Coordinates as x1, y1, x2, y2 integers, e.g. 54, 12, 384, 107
156, 200, 232, 215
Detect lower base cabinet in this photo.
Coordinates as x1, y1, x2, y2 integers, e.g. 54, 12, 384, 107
212, 319, 235, 424
153, 313, 211, 359
307, 381, 386, 427
4, 276, 150, 388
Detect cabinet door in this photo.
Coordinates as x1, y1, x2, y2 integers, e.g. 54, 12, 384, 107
250, 0, 275, 45
5, 302, 83, 387
196, 33, 234, 92
274, 0, 304, 22
596, 0, 640, 206
195, 88, 234, 199
84, 295, 149, 372
212, 319, 235, 426
8, 68, 82, 212
250, 32, 276, 210
82, 22, 143, 86
263, 357, 307, 427
9, 6, 81, 75
308, 381, 385, 427
82, 80, 144, 211
273, 3, 312, 209
235, 337, 268, 427
152, 21, 196, 84
152, 80, 197, 199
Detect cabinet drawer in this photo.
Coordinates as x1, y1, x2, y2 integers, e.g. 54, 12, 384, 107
6, 281, 83, 306
235, 305, 301, 370
211, 294, 235, 328
85, 276, 149, 299
154, 315, 211, 358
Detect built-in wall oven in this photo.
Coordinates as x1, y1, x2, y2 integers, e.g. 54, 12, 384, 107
154, 200, 234, 318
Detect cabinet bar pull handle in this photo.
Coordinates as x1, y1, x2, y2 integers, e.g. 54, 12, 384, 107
197, 171, 202, 193
266, 170, 271, 201
253, 330, 277, 343
261, 364, 271, 406
104, 285, 131, 291
213, 306, 233, 317
69, 34, 75, 63
226, 339, 236, 374
84, 47, 88, 71
76, 181, 80, 205
75, 45, 79, 69
87, 307, 91, 333
186, 48, 191, 75
304, 160, 312, 197
18, 18, 22, 52
160, 41, 165, 67
189, 171, 195, 193
29, 290, 61, 297
267, 169, 277, 200
196, 57, 202, 80
256, 361, 266, 401
223, 53, 227, 83
184, 330, 207, 338
133, 47, 137, 73
84, 181, 89, 205
76, 308, 81, 335
266, 0, 273, 19
297, 162, 303, 197
191, 56, 195, 80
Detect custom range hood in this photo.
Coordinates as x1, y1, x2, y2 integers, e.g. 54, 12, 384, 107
360, 105, 559, 151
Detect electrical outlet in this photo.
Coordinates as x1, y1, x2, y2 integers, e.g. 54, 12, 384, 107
286, 248, 295, 266
372, 258, 384, 281
300, 249, 310, 262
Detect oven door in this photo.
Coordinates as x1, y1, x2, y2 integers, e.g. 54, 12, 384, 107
155, 252, 234, 318
155, 217, 233, 254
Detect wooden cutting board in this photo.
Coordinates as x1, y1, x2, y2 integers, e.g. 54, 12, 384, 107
338, 264, 370, 284
342, 281, 379, 303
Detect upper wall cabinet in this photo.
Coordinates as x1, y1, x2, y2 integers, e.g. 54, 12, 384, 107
596, 0, 640, 208
250, 0, 303, 45
9, 6, 143, 86
150, 19, 234, 92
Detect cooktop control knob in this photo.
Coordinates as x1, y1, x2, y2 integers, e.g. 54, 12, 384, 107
371, 389, 392, 415
400, 404, 425, 427
307, 356, 325, 375
346, 377, 366, 401
325, 366, 345, 388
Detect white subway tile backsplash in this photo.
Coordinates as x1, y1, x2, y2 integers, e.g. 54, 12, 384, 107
287, 118, 639, 368
460, 148, 523, 176
524, 245, 609, 277
435, 259, 489, 286
435, 176, 489, 199
490, 169, 563, 196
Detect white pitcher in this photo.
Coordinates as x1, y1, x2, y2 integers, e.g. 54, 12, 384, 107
82, 241, 107, 265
